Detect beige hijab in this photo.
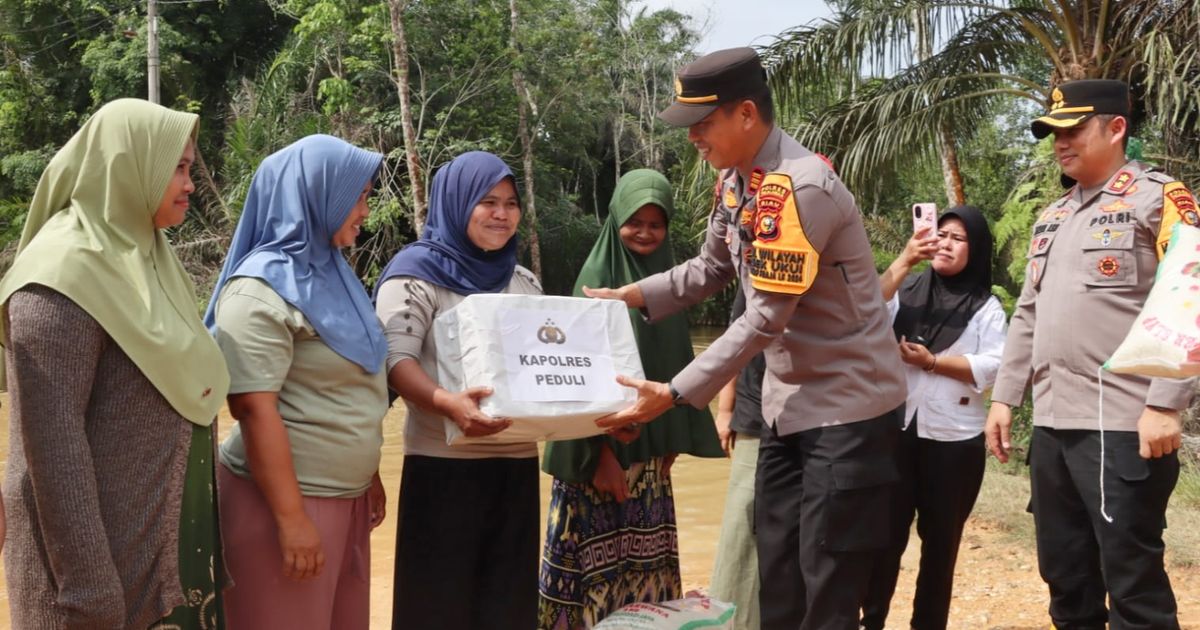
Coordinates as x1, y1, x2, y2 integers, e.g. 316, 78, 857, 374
0, 98, 229, 425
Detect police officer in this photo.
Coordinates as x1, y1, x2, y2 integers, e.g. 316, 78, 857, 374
986, 79, 1198, 629
587, 47, 907, 630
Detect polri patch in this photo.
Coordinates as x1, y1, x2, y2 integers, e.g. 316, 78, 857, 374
748, 172, 819, 296
724, 187, 739, 209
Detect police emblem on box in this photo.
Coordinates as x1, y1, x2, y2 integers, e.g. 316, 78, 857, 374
537, 320, 566, 345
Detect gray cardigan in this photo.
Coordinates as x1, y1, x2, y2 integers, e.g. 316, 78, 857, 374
3, 286, 193, 629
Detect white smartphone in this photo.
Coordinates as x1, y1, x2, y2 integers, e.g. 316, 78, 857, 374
912, 202, 938, 236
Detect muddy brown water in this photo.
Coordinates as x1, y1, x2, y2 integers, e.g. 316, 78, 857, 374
0, 327, 1195, 628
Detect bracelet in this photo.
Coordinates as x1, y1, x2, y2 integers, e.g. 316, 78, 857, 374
923, 356, 937, 373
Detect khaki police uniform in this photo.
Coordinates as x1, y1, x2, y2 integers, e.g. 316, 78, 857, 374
992, 80, 1198, 628
639, 123, 907, 628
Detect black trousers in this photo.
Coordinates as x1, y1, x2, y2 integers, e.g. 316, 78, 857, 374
860, 417, 985, 630
755, 407, 902, 630
1030, 427, 1180, 630
392, 455, 540, 630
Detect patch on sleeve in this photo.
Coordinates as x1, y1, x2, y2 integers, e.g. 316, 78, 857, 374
747, 172, 820, 295
1158, 181, 1199, 259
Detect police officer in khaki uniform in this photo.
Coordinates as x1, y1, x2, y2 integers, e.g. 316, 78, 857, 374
588, 47, 907, 630
986, 79, 1198, 629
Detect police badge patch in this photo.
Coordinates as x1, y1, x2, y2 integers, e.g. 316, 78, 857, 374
1158, 181, 1200, 259
1091, 228, 1127, 247
747, 172, 819, 295
1098, 256, 1121, 277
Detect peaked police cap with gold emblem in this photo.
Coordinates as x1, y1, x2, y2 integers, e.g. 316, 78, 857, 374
658, 47, 769, 127
1031, 79, 1131, 139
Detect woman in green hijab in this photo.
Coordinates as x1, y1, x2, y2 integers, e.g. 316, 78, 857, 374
0, 99, 229, 629
539, 169, 723, 628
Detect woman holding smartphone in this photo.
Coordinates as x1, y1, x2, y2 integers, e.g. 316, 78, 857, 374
862, 205, 1008, 630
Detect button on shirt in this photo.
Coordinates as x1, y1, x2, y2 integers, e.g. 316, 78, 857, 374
887, 294, 1007, 441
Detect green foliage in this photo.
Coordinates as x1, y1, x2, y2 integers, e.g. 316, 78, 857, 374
994, 138, 1061, 287
0, 145, 55, 196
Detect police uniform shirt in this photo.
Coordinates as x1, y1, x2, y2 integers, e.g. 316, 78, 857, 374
637, 127, 907, 435
991, 160, 1199, 430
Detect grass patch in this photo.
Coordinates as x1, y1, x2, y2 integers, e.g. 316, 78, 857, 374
973, 460, 1035, 542
973, 456, 1200, 569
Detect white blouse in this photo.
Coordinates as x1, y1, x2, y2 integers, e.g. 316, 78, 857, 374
887, 294, 1009, 441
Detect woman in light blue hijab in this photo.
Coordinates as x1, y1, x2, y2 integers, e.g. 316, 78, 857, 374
206, 134, 390, 629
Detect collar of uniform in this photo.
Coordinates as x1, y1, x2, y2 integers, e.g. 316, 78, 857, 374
1077, 159, 1143, 206
736, 126, 783, 187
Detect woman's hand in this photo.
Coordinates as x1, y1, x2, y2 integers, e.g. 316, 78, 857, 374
880, 227, 940, 299
433, 386, 512, 437
591, 443, 628, 502
902, 226, 939, 267
276, 511, 325, 581
367, 473, 386, 529
898, 336, 936, 369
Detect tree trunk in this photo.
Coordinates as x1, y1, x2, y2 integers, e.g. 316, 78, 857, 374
939, 125, 966, 206
509, 0, 542, 280
386, 0, 427, 234
912, 9, 966, 207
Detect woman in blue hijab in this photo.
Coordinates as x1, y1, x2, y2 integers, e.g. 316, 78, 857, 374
206, 134, 390, 629
374, 151, 543, 630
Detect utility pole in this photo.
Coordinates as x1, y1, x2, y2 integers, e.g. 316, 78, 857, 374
147, 0, 160, 103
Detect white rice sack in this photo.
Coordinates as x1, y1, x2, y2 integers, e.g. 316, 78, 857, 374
592, 597, 736, 630
434, 294, 644, 445
1106, 224, 1200, 378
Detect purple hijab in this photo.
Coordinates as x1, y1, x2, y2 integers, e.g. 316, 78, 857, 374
376, 151, 519, 295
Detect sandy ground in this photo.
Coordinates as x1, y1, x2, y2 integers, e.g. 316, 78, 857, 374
0, 400, 1197, 628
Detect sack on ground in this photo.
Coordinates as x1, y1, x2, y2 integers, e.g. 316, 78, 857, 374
592, 597, 735, 630
435, 294, 644, 445
1107, 224, 1200, 378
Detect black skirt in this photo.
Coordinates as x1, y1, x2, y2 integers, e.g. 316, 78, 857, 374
392, 454, 540, 630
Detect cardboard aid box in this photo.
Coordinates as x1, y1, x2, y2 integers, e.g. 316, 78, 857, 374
434, 294, 645, 445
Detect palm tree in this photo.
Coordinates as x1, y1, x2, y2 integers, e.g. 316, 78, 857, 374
763, 0, 1200, 203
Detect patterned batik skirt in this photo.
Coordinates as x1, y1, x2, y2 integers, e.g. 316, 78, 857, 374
538, 457, 682, 630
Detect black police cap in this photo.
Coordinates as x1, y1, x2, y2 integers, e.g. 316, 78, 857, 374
658, 47, 769, 127
1031, 79, 1131, 139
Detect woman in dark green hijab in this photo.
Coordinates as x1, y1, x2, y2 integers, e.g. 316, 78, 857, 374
538, 169, 723, 628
